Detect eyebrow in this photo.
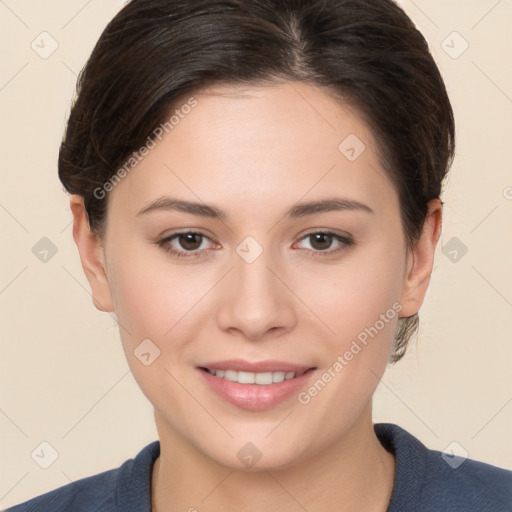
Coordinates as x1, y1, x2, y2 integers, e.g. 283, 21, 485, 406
136, 196, 375, 219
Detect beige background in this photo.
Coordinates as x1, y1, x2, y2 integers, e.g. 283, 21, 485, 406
1, 0, 511, 508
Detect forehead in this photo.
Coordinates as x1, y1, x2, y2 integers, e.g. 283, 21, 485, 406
108, 81, 397, 219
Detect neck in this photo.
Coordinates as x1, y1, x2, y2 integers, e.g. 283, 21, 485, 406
151, 404, 395, 512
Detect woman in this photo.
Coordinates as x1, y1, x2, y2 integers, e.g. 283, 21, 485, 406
7, 0, 511, 510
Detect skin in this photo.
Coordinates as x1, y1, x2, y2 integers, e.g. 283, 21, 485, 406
70, 81, 442, 511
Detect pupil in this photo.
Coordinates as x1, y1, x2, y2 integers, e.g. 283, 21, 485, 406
311, 233, 332, 251
180, 233, 201, 250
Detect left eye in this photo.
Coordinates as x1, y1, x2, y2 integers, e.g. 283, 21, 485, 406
295, 232, 352, 252
156, 230, 354, 258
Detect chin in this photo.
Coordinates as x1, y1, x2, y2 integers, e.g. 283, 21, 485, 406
199, 436, 314, 473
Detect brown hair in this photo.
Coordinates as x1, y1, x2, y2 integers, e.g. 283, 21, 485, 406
58, 0, 455, 363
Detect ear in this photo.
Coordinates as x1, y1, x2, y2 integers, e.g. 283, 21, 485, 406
398, 198, 443, 317
69, 195, 114, 312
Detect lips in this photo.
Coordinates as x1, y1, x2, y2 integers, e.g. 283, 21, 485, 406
197, 359, 317, 410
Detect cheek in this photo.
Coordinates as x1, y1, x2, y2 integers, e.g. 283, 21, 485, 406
107, 243, 202, 339
107, 254, 193, 408
111, 270, 165, 338
294, 266, 401, 436
302, 247, 404, 342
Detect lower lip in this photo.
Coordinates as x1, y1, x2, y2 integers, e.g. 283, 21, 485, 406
198, 368, 316, 411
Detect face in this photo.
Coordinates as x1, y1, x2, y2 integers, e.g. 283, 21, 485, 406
76, 81, 435, 471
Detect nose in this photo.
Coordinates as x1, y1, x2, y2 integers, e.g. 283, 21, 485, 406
216, 247, 297, 341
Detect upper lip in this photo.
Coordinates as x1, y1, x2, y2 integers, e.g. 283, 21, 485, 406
198, 359, 314, 373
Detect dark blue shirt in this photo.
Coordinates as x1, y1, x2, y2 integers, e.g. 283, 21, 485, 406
6, 423, 512, 511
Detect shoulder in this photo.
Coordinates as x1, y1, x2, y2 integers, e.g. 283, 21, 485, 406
5, 468, 119, 512
5, 440, 160, 512
374, 423, 512, 512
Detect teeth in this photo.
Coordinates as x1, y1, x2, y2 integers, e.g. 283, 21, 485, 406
238, 371, 255, 384
255, 372, 274, 385
224, 369, 237, 381
206, 368, 299, 385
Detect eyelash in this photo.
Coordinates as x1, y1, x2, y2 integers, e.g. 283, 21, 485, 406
155, 230, 355, 259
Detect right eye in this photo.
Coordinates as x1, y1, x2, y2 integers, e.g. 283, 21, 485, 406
155, 231, 219, 259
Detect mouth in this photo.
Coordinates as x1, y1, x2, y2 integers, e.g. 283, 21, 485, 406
197, 360, 317, 411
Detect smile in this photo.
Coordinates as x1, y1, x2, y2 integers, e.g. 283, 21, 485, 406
198, 362, 317, 411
